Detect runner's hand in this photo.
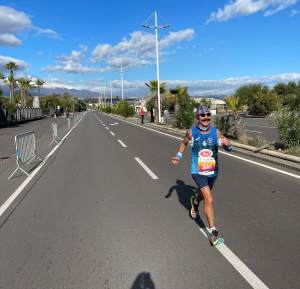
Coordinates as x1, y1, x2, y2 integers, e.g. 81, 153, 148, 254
171, 157, 180, 165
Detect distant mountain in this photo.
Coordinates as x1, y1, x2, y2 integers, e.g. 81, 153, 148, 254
0, 85, 99, 98
0, 84, 227, 99
192, 95, 227, 99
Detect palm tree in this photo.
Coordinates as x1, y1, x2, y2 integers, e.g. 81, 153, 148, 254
0, 72, 4, 97
35, 78, 46, 99
0, 71, 4, 83
168, 86, 189, 113
225, 95, 245, 114
17, 77, 32, 107
145, 80, 167, 95
5, 62, 18, 103
145, 80, 167, 122
224, 95, 246, 140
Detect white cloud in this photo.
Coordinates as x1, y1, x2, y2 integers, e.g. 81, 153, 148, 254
92, 44, 113, 60
0, 5, 61, 46
0, 33, 21, 46
0, 55, 28, 69
91, 28, 195, 71
207, 0, 298, 23
43, 45, 103, 74
33, 27, 62, 40
41, 72, 300, 97
160, 29, 195, 49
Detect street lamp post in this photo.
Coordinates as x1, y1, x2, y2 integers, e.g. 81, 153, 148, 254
103, 87, 106, 108
142, 11, 170, 123
121, 63, 124, 100
110, 80, 113, 107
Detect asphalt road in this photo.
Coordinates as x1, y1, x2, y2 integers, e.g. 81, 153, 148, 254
0, 111, 299, 289
240, 117, 279, 143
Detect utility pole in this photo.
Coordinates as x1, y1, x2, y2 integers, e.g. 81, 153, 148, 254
121, 63, 124, 100
110, 80, 113, 107
142, 12, 170, 123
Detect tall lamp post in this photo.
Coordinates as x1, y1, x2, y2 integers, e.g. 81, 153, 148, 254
110, 80, 113, 107
114, 63, 127, 100
142, 11, 170, 123
120, 64, 124, 100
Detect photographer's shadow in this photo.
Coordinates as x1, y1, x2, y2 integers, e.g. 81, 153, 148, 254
166, 179, 206, 229
130, 272, 156, 289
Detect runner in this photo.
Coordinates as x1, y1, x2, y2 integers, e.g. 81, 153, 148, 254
171, 106, 232, 245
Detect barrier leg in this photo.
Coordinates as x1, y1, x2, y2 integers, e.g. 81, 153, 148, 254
8, 164, 30, 180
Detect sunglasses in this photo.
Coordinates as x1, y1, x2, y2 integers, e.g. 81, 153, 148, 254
200, 113, 211, 118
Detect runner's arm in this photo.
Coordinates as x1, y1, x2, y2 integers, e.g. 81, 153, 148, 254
217, 129, 232, 152
171, 130, 192, 164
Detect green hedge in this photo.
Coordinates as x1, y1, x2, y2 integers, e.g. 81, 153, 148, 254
104, 101, 135, 118
271, 109, 300, 147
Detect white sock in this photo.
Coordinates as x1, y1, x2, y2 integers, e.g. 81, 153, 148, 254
208, 227, 216, 233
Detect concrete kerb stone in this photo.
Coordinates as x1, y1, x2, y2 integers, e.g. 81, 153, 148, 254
102, 112, 300, 172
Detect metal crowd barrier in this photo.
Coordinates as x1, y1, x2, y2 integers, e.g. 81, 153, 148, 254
8, 131, 42, 179
67, 118, 71, 130
50, 122, 60, 145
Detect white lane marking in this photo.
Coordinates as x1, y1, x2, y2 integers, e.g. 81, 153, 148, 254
220, 151, 300, 179
105, 127, 109, 130
134, 157, 159, 180
244, 130, 263, 134
245, 124, 277, 129
110, 131, 115, 136
199, 228, 269, 289
105, 115, 300, 180
0, 115, 83, 219
118, 139, 127, 148
102, 124, 106, 126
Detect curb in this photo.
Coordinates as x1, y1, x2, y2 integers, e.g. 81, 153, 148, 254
102, 113, 300, 172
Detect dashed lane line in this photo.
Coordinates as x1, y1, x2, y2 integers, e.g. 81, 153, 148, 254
118, 139, 127, 148
134, 157, 159, 180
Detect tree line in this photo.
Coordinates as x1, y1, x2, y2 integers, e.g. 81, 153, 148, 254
225, 81, 300, 115
0, 62, 86, 112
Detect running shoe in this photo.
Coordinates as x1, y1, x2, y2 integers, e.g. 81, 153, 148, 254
190, 195, 199, 219
209, 229, 224, 246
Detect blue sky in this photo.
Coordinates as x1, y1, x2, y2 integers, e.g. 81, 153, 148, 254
0, 0, 300, 96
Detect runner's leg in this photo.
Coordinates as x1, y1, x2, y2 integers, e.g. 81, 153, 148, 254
200, 185, 215, 228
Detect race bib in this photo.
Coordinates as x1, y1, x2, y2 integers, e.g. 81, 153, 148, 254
198, 149, 216, 176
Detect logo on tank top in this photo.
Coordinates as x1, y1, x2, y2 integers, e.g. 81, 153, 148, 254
207, 137, 214, 145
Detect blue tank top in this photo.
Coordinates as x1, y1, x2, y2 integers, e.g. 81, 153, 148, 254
190, 126, 218, 177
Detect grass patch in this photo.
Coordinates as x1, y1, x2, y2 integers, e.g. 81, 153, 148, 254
247, 137, 268, 148
283, 146, 300, 157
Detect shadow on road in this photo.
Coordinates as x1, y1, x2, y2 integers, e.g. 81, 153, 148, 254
130, 272, 156, 289
166, 179, 206, 229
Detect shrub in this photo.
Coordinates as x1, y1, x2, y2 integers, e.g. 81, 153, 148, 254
271, 109, 300, 147
104, 106, 112, 113
115, 100, 135, 118
175, 94, 194, 129
213, 113, 245, 140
